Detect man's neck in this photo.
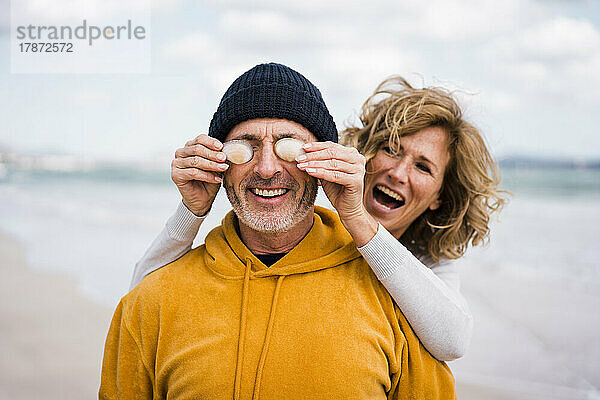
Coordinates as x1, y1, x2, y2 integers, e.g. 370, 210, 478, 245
238, 212, 314, 255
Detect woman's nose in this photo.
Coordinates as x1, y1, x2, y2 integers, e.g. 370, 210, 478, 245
387, 158, 409, 184
254, 144, 283, 179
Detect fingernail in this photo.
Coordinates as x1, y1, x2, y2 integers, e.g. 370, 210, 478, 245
297, 162, 307, 168
219, 163, 229, 170
305, 168, 316, 173
217, 152, 226, 161
302, 143, 312, 150
296, 154, 307, 162
215, 176, 222, 182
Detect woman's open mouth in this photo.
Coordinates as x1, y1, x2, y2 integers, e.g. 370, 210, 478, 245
373, 185, 405, 210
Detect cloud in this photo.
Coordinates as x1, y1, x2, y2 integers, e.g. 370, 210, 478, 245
506, 61, 550, 81
314, 46, 422, 95
204, 0, 523, 40
479, 16, 600, 106
2, 0, 181, 38
160, 32, 270, 97
5, 0, 600, 160
10, 0, 179, 24
162, 32, 223, 65
528, 17, 600, 60
0, 0, 8, 35
163, 0, 537, 73
14, 0, 142, 22
220, 9, 298, 38
217, 9, 308, 48
501, 17, 600, 62
482, 90, 520, 113
158, 0, 546, 126
202, 0, 384, 18
566, 52, 600, 79
159, 4, 428, 121
216, 8, 369, 52
396, 0, 522, 40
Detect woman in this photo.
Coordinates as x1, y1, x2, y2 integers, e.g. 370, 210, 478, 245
131, 76, 506, 361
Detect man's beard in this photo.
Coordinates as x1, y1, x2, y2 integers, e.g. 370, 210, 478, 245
224, 173, 318, 234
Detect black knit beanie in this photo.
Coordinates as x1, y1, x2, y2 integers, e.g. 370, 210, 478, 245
208, 63, 338, 143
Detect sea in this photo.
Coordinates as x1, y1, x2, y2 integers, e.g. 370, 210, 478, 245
1, 164, 599, 398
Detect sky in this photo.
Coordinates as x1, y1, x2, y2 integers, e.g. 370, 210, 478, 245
1, 0, 599, 163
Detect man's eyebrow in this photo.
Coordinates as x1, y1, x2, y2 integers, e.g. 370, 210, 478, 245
231, 132, 308, 142
273, 132, 302, 140
233, 133, 261, 142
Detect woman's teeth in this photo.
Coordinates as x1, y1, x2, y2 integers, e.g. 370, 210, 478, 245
373, 185, 405, 210
251, 188, 288, 197
376, 185, 403, 202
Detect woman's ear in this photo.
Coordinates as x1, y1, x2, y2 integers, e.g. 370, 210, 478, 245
428, 197, 442, 211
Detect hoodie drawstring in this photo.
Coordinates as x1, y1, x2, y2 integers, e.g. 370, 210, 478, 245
253, 275, 285, 400
233, 260, 286, 400
234, 259, 252, 400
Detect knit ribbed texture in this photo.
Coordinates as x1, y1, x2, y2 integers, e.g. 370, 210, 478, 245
357, 223, 409, 280
209, 63, 338, 143
167, 201, 207, 242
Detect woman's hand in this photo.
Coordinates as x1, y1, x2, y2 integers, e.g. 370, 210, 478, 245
296, 141, 378, 246
171, 134, 229, 216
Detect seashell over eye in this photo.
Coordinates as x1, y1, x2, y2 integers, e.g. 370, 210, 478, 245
274, 138, 305, 162
222, 140, 254, 164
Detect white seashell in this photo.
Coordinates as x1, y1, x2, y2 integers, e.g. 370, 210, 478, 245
274, 138, 305, 162
222, 140, 254, 164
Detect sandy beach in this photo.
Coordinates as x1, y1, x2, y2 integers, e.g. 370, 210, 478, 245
0, 232, 113, 399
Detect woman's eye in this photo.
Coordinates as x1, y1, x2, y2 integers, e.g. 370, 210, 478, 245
383, 146, 396, 156
416, 163, 431, 174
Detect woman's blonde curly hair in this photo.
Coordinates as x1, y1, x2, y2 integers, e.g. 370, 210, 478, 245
342, 76, 507, 262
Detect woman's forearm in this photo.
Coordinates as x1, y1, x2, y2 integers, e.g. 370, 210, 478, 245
130, 202, 205, 290
357, 224, 473, 361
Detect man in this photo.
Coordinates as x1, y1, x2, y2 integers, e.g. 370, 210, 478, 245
99, 63, 456, 399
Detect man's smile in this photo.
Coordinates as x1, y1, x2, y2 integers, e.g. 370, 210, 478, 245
248, 187, 292, 205
250, 188, 289, 198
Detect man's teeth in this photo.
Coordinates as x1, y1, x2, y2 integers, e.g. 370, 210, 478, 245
251, 188, 287, 197
376, 185, 403, 202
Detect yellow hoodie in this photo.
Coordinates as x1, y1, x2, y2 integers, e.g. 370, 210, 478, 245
100, 207, 456, 399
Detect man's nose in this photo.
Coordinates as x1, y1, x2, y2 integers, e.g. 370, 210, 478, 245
254, 143, 283, 179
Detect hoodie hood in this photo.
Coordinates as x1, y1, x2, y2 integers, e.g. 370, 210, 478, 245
203, 206, 362, 278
